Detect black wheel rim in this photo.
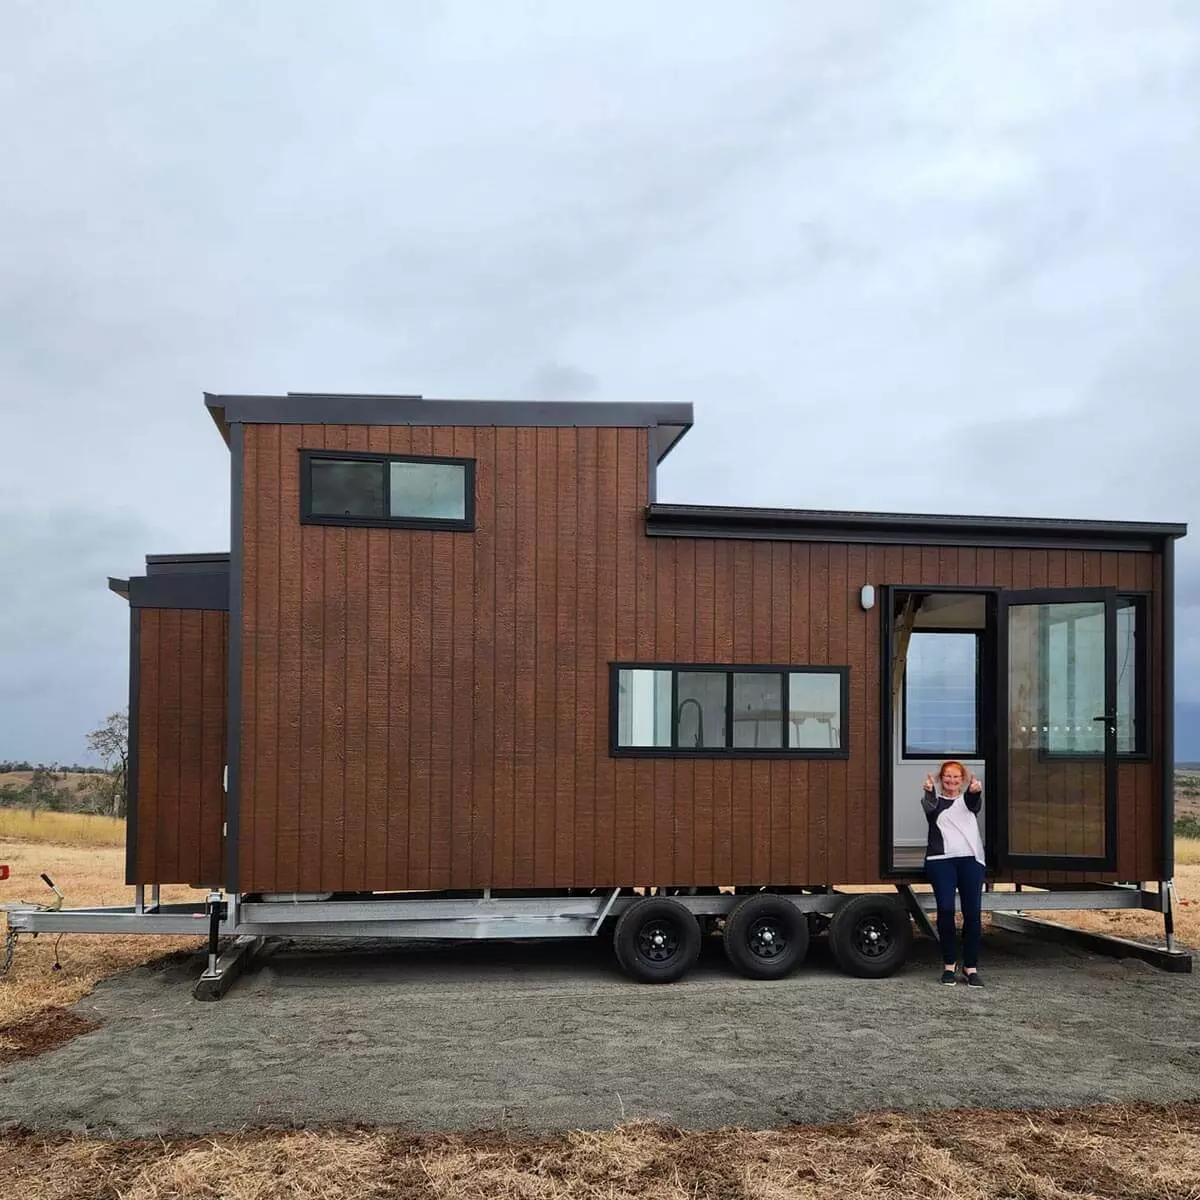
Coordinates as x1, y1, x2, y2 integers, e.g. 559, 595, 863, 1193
747, 917, 787, 960
637, 919, 681, 963
853, 915, 892, 958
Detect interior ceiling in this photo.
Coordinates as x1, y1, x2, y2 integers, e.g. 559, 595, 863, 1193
910, 592, 988, 630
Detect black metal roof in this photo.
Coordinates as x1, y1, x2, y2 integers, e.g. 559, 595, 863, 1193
145, 552, 230, 575
109, 554, 231, 606
646, 503, 1186, 551
204, 392, 693, 463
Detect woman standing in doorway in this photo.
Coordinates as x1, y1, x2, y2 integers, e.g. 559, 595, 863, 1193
923, 761, 986, 986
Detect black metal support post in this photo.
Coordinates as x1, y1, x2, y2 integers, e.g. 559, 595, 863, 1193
205, 892, 226, 978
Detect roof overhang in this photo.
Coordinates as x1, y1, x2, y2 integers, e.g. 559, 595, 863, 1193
109, 554, 231, 609
204, 392, 693, 462
645, 504, 1187, 553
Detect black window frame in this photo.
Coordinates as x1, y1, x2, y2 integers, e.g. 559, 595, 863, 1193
900, 628, 983, 761
1036, 592, 1150, 761
610, 662, 850, 759
300, 448, 476, 531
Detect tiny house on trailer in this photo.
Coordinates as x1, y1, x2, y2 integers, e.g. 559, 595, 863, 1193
10, 392, 1189, 987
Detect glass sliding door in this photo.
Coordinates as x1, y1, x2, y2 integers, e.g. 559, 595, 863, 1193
998, 589, 1117, 869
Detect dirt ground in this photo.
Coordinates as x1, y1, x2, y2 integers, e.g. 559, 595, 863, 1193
4, 838, 1200, 1196
1, 925, 1197, 1140
4, 1103, 1200, 1200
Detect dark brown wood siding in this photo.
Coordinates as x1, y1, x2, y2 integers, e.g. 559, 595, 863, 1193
236, 423, 1163, 892
130, 608, 227, 886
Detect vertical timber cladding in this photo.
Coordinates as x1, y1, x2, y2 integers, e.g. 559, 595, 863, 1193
236, 422, 1162, 892
130, 608, 227, 886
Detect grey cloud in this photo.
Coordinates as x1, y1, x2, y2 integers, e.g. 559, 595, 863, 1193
2, 1, 1199, 751
0, 509, 165, 763
521, 363, 600, 403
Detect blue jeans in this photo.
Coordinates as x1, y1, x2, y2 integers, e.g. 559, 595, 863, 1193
925, 856, 985, 969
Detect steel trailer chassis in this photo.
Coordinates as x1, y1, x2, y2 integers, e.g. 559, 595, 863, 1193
4, 880, 1188, 997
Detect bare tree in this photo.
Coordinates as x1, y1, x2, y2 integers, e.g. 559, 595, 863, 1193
86, 711, 129, 818
26, 765, 60, 818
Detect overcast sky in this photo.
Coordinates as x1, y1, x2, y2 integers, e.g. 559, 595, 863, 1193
2, 1, 1198, 764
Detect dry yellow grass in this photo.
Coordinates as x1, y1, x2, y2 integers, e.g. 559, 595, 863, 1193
0, 839, 202, 1033
1045, 856, 1200, 945
0, 809, 125, 845
1177, 836, 1200, 866
4, 1103, 1200, 1199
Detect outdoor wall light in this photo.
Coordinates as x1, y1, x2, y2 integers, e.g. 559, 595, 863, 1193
860, 584, 876, 610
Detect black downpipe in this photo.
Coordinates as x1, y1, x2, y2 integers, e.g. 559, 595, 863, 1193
1162, 535, 1176, 951
125, 607, 141, 886
225, 422, 244, 893
1162, 536, 1176, 882
878, 588, 894, 876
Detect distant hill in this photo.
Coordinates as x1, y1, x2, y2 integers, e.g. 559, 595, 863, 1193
0, 770, 100, 793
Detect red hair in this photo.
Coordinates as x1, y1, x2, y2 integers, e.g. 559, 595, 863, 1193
939, 760, 966, 780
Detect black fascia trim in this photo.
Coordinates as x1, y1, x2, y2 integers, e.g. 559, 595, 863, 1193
645, 504, 1186, 551
900, 628, 982, 761
300, 448, 477, 532
1162, 537, 1176, 880
609, 662, 851, 759
225, 421, 244, 893
108, 577, 130, 601
204, 397, 230, 445
655, 423, 689, 463
145, 553, 230, 575
125, 606, 140, 886
207, 393, 694, 461
128, 573, 229, 611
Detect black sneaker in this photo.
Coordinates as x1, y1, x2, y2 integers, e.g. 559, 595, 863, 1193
965, 972, 984, 988
940, 970, 957, 986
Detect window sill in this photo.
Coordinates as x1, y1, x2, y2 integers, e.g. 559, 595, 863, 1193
901, 751, 981, 762
610, 747, 850, 760
1035, 750, 1151, 764
300, 515, 475, 532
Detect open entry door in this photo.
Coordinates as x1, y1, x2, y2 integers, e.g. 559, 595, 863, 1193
996, 588, 1118, 871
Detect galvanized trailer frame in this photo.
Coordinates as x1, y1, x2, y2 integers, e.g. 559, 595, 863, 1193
5, 879, 1187, 996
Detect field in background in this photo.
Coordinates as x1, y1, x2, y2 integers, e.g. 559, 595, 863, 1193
0, 771, 98, 792
0, 839, 203, 1032
4, 1103, 1200, 1199
0, 810, 124, 846
1178, 768, 1200, 832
